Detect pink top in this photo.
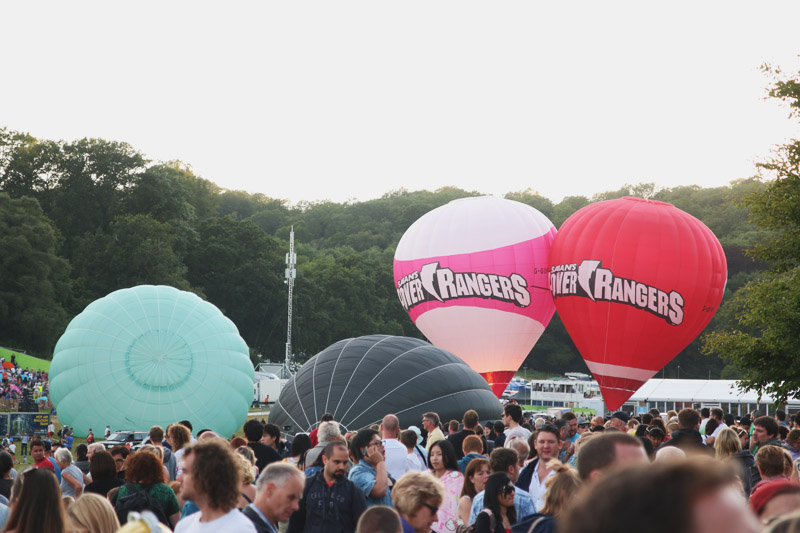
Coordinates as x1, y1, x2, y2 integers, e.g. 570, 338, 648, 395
432, 469, 465, 533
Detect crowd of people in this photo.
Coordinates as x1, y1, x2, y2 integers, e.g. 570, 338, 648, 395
3, 403, 800, 532
0, 356, 49, 408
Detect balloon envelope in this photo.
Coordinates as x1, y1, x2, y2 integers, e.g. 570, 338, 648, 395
394, 197, 556, 396
549, 197, 727, 410
50, 285, 254, 437
269, 335, 502, 433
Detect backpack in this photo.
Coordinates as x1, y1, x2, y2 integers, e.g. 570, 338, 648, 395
114, 483, 170, 527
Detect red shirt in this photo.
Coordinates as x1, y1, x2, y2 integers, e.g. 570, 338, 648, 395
34, 458, 54, 470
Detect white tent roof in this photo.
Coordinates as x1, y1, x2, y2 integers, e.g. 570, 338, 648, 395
628, 379, 798, 405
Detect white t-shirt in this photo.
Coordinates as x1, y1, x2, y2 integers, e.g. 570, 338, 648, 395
711, 423, 729, 438
406, 452, 427, 472
175, 508, 256, 533
382, 438, 408, 481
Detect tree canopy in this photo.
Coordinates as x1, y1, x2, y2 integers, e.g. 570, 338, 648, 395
0, 126, 770, 379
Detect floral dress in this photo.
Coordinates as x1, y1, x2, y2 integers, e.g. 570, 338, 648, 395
432, 469, 465, 532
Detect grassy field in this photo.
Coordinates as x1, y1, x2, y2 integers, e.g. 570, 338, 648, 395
0, 347, 51, 373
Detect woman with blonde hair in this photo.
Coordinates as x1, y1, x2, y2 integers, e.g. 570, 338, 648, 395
66, 493, 120, 533
539, 462, 581, 518
393, 471, 445, 533
234, 452, 256, 509
714, 427, 752, 497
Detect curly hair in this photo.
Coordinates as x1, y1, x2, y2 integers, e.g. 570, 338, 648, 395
183, 439, 241, 511
125, 450, 166, 486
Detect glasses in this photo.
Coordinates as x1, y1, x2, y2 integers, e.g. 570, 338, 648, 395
422, 503, 439, 515
368, 440, 384, 448
500, 485, 515, 496
115, 458, 125, 464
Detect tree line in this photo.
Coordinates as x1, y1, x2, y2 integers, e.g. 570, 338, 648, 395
0, 127, 775, 381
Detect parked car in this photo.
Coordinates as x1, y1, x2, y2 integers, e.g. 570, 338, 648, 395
98, 430, 149, 450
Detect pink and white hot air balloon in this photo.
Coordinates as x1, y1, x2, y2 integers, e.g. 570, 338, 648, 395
393, 196, 557, 396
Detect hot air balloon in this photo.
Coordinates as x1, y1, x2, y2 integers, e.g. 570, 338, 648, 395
269, 335, 502, 433
549, 197, 727, 410
50, 285, 254, 437
393, 197, 557, 396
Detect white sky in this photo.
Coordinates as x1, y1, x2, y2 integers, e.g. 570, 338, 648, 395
2, 2, 800, 205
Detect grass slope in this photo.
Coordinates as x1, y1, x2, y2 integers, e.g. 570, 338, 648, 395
0, 347, 50, 372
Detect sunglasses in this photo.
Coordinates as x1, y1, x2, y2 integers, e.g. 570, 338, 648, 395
500, 485, 516, 496
422, 502, 439, 514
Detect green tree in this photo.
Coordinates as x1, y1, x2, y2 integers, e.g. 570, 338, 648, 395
0, 194, 71, 355
185, 218, 285, 359
703, 62, 800, 404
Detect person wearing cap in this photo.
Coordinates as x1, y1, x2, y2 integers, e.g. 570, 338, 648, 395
607, 412, 629, 432
750, 480, 800, 525
576, 417, 590, 437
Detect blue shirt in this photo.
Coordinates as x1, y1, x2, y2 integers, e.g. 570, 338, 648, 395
470, 488, 535, 524
349, 462, 392, 508
247, 503, 278, 533
458, 453, 485, 474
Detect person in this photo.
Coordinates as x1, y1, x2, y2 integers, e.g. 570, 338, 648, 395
65, 493, 120, 533
235, 453, 257, 509
167, 424, 192, 476
657, 408, 707, 454
400, 430, 427, 472
284, 433, 312, 470
309, 413, 334, 447
349, 429, 393, 507
470, 448, 535, 524
513, 462, 581, 532
474, 473, 516, 533
458, 435, 485, 474
753, 416, 783, 456
715, 427, 753, 497
110, 446, 130, 479
447, 421, 460, 436
705, 408, 729, 447
648, 427, 666, 449
427, 439, 463, 532
30, 439, 54, 471
750, 480, 800, 526
517, 425, 559, 510
5, 467, 67, 533
287, 442, 367, 533
175, 439, 256, 532
150, 426, 177, 481
0, 451, 13, 499
560, 457, 761, 533
576, 432, 648, 481
104, 426, 111, 439
19, 432, 28, 463
423, 412, 445, 453
303, 421, 342, 470
55, 448, 84, 498
447, 410, 486, 460
458, 457, 490, 526
86, 429, 94, 445
242, 462, 305, 533
391, 471, 444, 533
73, 444, 90, 475
607, 411, 628, 432
381, 414, 408, 482
355, 506, 402, 533
114, 448, 181, 529
755, 445, 792, 486
84, 450, 125, 498
502, 405, 531, 445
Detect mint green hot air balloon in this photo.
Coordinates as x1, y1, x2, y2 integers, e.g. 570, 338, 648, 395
50, 285, 254, 437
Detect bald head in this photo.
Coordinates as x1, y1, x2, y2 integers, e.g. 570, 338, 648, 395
381, 415, 399, 438
198, 431, 221, 441
655, 446, 686, 462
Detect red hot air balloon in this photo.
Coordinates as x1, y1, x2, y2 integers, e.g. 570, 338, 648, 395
549, 197, 727, 410
393, 197, 557, 396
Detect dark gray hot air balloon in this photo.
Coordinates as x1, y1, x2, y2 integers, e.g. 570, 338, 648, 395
270, 335, 502, 433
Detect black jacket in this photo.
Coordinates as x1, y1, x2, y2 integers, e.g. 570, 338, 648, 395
447, 430, 489, 459
242, 505, 273, 533
287, 471, 367, 533
658, 428, 707, 452
733, 449, 755, 498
